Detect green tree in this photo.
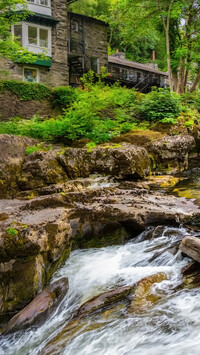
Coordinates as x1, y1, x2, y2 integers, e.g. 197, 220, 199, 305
115, 0, 200, 93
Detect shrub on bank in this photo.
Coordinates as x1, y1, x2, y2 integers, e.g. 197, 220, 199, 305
181, 92, 200, 113
0, 79, 199, 144
52, 86, 78, 108
139, 88, 182, 122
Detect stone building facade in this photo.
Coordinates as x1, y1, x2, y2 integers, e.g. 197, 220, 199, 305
0, 0, 69, 87
68, 12, 108, 86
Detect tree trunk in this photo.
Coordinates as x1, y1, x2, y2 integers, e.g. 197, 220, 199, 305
172, 73, 178, 92
165, 29, 173, 91
189, 72, 200, 92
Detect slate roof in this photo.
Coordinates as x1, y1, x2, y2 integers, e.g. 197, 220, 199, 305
69, 12, 108, 26
108, 56, 168, 76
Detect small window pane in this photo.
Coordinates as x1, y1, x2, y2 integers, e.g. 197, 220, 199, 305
39, 28, 48, 48
74, 21, 79, 32
40, 0, 49, 5
14, 25, 22, 45
91, 57, 99, 73
28, 26, 37, 45
24, 68, 38, 83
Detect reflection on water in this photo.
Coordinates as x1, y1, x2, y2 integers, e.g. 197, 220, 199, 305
173, 167, 200, 204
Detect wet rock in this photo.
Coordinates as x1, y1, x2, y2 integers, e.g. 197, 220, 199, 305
128, 272, 167, 313
149, 226, 166, 240
58, 144, 151, 179
181, 261, 200, 275
147, 135, 195, 174
0, 134, 36, 198
2, 278, 68, 334
179, 236, 200, 263
18, 150, 68, 191
39, 273, 167, 354
76, 286, 134, 318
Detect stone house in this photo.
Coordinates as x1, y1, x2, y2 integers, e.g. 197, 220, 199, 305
0, 0, 69, 87
0, 1, 168, 90
68, 12, 108, 86
108, 52, 168, 92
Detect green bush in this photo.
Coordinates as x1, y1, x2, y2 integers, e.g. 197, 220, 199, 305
181, 92, 200, 112
0, 84, 140, 143
139, 88, 182, 122
0, 80, 52, 101
52, 86, 78, 108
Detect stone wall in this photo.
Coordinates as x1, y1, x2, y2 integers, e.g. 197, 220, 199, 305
50, 0, 69, 86
0, 91, 55, 120
69, 13, 108, 84
0, 58, 52, 87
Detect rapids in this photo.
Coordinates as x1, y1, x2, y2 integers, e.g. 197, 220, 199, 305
1, 225, 200, 355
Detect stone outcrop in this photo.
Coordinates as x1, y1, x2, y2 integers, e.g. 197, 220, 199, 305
2, 277, 68, 334
58, 144, 151, 179
179, 236, 200, 263
0, 196, 72, 316
0, 136, 152, 197
0, 135, 36, 198
147, 135, 195, 173
0, 134, 199, 320
0, 180, 199, 318
18, 150, 68, 191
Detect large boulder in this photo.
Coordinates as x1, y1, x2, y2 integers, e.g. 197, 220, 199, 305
71, 187, 200, 248
58, 144, 151, 179
0, 135, 36, 198
0, 195, 72, 316
147, 135, 195, 173
18, 150, 68, 191
2, 278, 69, 334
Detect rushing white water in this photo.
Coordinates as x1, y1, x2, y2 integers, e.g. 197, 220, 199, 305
1, 226, 200, 355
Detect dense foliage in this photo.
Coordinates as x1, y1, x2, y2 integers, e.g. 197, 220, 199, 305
70, 0, 200, 92
0, 80, 199, 144
53, 86, 78, 108
0, 80, 52, 101
139, 88, 182, 123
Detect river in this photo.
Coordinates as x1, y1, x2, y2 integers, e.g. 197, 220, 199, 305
1, 223, 200, 355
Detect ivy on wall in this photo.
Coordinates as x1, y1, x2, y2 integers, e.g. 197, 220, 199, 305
0, 80, 52, 102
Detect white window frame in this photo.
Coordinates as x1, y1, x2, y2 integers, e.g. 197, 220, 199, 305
11, 22, 52, 56
73, 21, 79, 32
23, 67, 39, 83
27, 0, 51, 8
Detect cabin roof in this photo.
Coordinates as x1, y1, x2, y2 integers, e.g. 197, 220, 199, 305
69, 12, 108, 26
108, 56, 168, 76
